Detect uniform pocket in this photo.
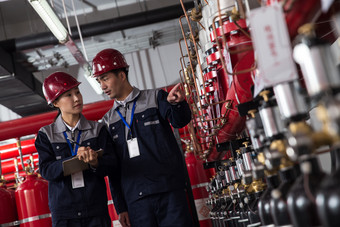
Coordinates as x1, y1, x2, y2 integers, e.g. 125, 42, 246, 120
52, 143, 70, 159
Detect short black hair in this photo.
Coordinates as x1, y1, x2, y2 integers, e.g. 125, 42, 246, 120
110, 68, 129, 81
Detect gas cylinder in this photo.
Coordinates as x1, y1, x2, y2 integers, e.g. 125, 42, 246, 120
0, 176, 18, 223
269, 166, 297, 226
15, 173, 51, 227
317, 145, 340, 227
105, 176, 122, 227
258, 173, 280, 225
185, 148, 213, 227
287, 156, 325, 227
0, 186, 17, 225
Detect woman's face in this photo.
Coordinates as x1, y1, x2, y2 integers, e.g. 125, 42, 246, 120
53, 87, 83, 115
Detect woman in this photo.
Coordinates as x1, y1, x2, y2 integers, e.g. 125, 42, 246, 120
35, 72, 117, 227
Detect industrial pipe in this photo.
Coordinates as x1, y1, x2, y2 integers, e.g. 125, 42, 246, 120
0, 99, 114, 141
0, 2, 194, 51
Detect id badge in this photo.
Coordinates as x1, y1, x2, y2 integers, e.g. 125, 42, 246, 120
71, 171, 85, 189
127, 138, 140, 158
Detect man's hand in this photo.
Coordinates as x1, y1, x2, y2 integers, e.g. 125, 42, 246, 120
77, 146, 98, 167
167, 83, 185, 104
119, 212, 131, 227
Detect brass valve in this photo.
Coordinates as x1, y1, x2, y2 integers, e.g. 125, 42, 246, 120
242, 141, 249, 148
184, 83, 190, 96
298, 23, 315, 37
259, 90, 271, 102
247, 109, 257, 118
0, 175, 5, 187
251, 179, 267, 193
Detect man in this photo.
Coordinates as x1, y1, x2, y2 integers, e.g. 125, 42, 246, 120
92, 49, 194, 227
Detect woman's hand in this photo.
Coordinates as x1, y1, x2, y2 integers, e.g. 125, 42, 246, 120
77, 146, 99, 168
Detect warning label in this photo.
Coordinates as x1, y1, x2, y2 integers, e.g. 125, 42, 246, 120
194, 198, 211, 221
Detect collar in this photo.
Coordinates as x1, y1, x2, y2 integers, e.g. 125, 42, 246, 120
113, 86, 140, 110
54, 114, 92, 133
63, 119, 80, 132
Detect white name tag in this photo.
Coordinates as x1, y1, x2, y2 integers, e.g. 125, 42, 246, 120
127, 138, 140, 158
71, 171, 85, 189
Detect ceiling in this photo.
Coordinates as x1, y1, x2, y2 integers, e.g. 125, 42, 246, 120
0, 0, 193, 118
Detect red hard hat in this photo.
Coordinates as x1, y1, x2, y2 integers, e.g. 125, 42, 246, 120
43, 72, 81, 105
92, 48, 129, 77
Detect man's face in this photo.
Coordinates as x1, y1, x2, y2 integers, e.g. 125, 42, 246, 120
96, 71, 124, 99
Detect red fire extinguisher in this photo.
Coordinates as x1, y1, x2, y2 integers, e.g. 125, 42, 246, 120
0, 185, 17, 225
185, 147, 213, 227
15, 160, 51, 227
105, 176, 122, 227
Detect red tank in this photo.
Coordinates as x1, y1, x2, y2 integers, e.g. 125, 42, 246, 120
15, 174, 51, 227
185, 150, 213, 227
0, 186, 17, 225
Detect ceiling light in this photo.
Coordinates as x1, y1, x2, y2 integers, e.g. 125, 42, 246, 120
28, 0, 68, 43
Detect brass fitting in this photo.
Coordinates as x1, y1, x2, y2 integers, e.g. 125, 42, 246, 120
298, 23, 315, 36
270, 140, 286, 154
231, 7, 240, 21
223, 188, 230, 196
289, 121, 313, 135
0, 175, 5, 187
251, 179, 267, 193
270, 139, 294, 169
242, 141, 249, 148
25, 166, 33, 175
184, 83, 190, 96
190, 5, 202, 22
259, 90, 271, 102
244, 182, 254, 194
247, 109, 257, 118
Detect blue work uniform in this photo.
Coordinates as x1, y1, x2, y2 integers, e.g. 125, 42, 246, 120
35, 114, 120, 227
102, 87, 194, 227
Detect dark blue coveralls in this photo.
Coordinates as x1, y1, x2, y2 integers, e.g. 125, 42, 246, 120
35, 114, 120, 227
102, 87, 194, 227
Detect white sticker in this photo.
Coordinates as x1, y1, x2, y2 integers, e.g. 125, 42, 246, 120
322, 0, 334, 12
71, 171, 85, 189
223, 46, 234, 88
113, 220, 122, 227
194, 198, 211, 221
248, 5, 298, 88
253, 70, 265, 97
127, 138, 140, 158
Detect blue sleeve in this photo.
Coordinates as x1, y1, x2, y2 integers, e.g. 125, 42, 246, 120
97, 126, 128, 213
90, 126, 117, 177
157, 89, 192, 128
109, 170, 128, 214
35, 131, 69, 182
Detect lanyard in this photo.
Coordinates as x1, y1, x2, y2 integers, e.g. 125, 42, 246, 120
63, 130, 82, 156
116, 100, 137, 138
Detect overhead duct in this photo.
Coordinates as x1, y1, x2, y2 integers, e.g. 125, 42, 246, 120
0, 2, 194, 52
0, 46, 50, 117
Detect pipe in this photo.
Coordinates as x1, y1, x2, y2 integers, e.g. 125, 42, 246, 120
0, 2, 194, 51
0, 99, 114, 141
0, 139, 36, 161
1, 154, 39, 175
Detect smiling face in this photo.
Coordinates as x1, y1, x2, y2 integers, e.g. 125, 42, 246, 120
53, 86, 83, 115
96, 71, 126, 100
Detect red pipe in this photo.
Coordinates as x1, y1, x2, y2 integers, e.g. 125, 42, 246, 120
0, 139, 36, 161
1, 154, 39, 175
0, 100, 114, 142
3, 172, 26, 184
